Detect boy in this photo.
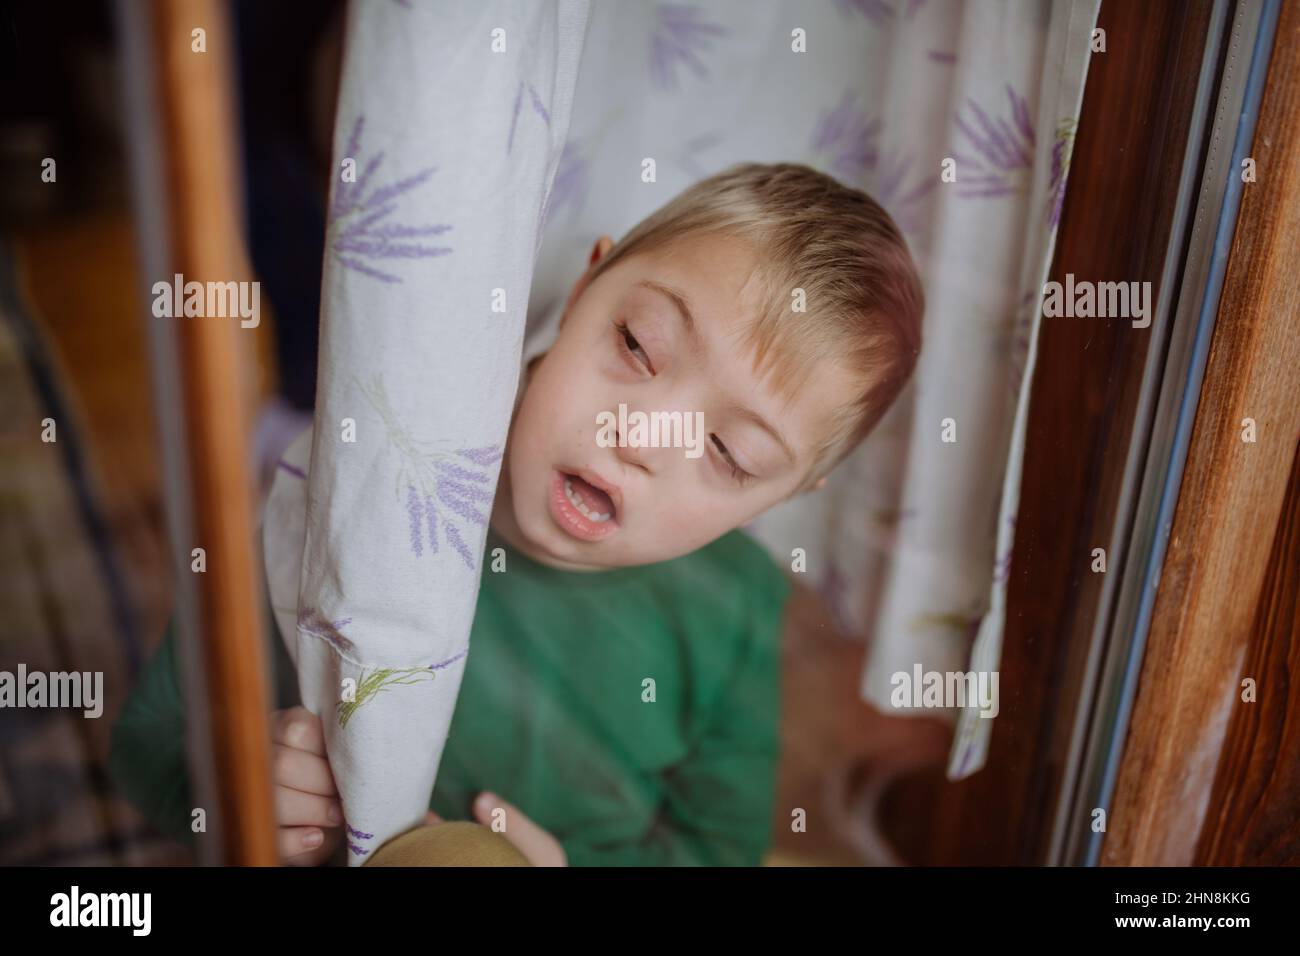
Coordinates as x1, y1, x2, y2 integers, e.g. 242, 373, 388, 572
110, 162, 923, 866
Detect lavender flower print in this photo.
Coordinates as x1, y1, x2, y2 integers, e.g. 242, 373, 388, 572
1047, 119, 1078, 228
346, 824, 374, 858
810, 91, 881, 185
295, 606, 450, 729
1005, 289, 1039, 400
869, 146, 938, 238
328, 115, 453, 284
338, 666, 437, 729
359, 376, 502, 570
808, 101, 932, 239
648, 4, 727, 91
507, 81, 552, 155
952, 85, 1036, 199
337, 646, 467, 730
675, 130, 724, 180
298, 607, 358, 658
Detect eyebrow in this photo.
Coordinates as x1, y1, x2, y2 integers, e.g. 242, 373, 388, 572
725, 401, 797, 467
635, 279, 797, 468
635, 279, 700, 345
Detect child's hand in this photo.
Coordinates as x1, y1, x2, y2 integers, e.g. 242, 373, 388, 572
270, 707, 344, 866
464, 792, 568, 866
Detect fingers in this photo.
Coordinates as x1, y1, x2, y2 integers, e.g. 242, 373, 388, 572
424, 810, 443, 825
271, 707, 328, 757
472, 792, 565, 866
280, 825, 340, 866
271, 743, 337, 797
276, 784, 344, 829
270, 707, 343, 866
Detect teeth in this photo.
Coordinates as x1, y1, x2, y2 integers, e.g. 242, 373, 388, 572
563, 477, 611, 522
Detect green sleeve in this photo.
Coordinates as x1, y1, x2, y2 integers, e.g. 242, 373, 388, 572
107, 619, 200, 847
109, 599, 299, 846
563, 563, 789, 867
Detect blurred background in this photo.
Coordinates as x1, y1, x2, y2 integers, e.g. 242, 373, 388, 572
0, 0, 331, 864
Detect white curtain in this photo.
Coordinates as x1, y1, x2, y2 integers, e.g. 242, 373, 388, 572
276, 2, 1100, 864
271, 0, 590, 863
525, 0, 1100, 779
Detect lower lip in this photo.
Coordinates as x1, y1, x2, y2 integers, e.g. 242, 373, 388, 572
548, 471, 619, 542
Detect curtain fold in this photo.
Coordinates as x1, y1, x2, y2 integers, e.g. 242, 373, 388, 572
282, 0, 590, 863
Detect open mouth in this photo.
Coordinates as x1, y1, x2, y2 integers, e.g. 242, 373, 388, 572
549, 469, 620, 541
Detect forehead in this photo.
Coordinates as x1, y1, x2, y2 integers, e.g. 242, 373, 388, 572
621, 233, 861, 467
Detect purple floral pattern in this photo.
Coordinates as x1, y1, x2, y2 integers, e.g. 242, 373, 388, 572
952, 85, 1036, 199
337, 647, 468, 733
1005, 289, 1039, 399
675, 130, 724, 180
508, 81, 552, 155
329, 115, 453, 284
810, 93, 934, 238
811, 91, 882, 183
277, 458, 307, 480
298, 607, 358, 659
870, 146, 939, 238
1047, 118, 1078, 227
359, 376, 501, 571
339, 666, 437, 729
648, 4, 728, 91
346, 824, 374, 859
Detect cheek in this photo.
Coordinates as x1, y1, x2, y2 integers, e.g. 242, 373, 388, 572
648, 486, 748, 543
667, 481, 786, 534
512, 352, 591, 457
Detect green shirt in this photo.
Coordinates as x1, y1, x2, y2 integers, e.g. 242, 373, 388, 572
109, 528, 790, 866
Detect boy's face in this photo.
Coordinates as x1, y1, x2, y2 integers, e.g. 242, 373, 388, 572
491, 232, 859, 571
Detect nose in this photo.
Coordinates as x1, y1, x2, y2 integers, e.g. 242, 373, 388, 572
613, 426, 654, 474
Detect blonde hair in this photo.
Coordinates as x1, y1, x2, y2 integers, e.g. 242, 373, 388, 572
584, 162, 923, 491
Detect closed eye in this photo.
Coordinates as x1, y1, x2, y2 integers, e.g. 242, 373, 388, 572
711, 434, 753, 486
614, 320, 654, 374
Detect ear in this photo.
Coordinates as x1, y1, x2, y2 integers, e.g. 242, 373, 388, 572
589, 234, 613, 266
559, 234, 614, 327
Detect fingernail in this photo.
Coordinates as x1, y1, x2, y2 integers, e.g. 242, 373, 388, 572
327, 803, 342, 825
476, 792, 495, 809
303, 829, 323, 849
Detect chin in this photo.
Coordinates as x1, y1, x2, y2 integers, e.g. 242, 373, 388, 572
511, 486, 592, 564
